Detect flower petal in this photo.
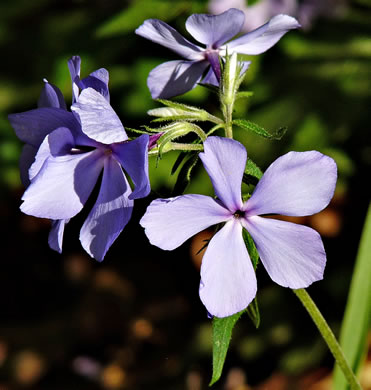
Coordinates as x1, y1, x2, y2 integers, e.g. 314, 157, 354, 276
140, 194, 231, 250
8, 108, 79, 147
78, 68, 110, 102
225, 14, 300, 55
147, 60, 208, 99
68, 55, 81, 103
71, 88, 128, 144
48, 219, 69, 253
19, 145, 37, 187
186, 8, 245, 47
244, 151, 337, 217
135, 19, 203, 61
243, 216, 326, 288
80, 158, 133, 261
113, 134, 150, 200
38, 80, 67, 109
200, 136, 245, 212
21, 149, 104, 220
199, 220, 257, 317
202, 67, 218, 86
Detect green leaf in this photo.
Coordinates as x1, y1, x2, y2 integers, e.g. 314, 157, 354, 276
125, 127, 153, 135
210, 311, 244, 386
233, 119, 287, 140
243, 158, 263, 185
172, 152, 199, 194
333, 202, 371, 390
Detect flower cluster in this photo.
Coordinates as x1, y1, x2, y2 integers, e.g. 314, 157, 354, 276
8, 9, 337, 320
9, 57, 150, 261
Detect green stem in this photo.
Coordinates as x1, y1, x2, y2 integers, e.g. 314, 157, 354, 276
293, 289, 362, 390
168, 142, 203, 151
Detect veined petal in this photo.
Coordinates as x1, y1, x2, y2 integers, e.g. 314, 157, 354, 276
113, 134, 150, 200
80, 158, 133, 261
199, 220, 257, 318
48, 219, 69, 253
140, 194, 231, 250
68, 55, 81, 103
225, 14, 300, 55
21, 149, 104, 220
243, 216, 326, 288
8, 108, 79, 147
38, 80, 67, 109
200, 136, 245, 212
71, 88, 128, 144
244, 151, 337, 217
135, 19, 203, 61
186, 8, 245, 47
147, 60, 208, 99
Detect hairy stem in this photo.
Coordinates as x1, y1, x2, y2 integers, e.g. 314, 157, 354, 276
293, 289, 362, 390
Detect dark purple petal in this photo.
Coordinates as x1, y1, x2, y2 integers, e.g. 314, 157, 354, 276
71, 88, 127, 144
140, 194, 231, 250
135, 19, 203, 61
200, 136, 245, 212
113, 134, 150, 200
243, 216, 326, 288
186, 8, 245, 47
48, 219, 69, 253
8, 108, 79, 147
147, 60, 209, 99
199, 220, 257, 317
38, 80, 67, 109
204, 50, 221, 82
148, 133, 163, 150
244, 151, 337, 217
226, 14, 300, 55
68, 55, 81, 103
21, 149, 104, 220
78, 68, 110, 102
80, 158, 134, 261
19, 144, 37, 187
202, 67, 219, 86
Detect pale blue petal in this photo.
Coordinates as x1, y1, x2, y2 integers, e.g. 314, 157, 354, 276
243, 216, 326, 288
199, 136, 245, 212
21, 149, 104, 220
225, 14, 300, 55
202, 67, 218, 86
199, 220, 257, 317
140, 194, 231, 250
112, 134, 150, 200
135, 19, 203, 60
147, 60, 208, 99
71, 88, 127, 144
244, 151, 337, 217
186, 8, 245, 47
80, 158, 133, 261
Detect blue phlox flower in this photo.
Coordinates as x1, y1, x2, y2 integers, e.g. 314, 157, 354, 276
140, 136, 337, 317
136, 8, 300, 98
9, 58, 150, 261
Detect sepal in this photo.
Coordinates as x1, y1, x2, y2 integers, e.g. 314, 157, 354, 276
233, 119, 287, 140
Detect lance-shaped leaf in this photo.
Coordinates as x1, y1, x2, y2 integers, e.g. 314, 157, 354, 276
210, 310, 245, 386
236, 91, 254, 100
233, 119, 287, 140
243, 158, 263, 186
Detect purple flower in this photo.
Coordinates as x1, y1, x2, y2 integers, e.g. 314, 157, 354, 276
9, 58, 150, 261
135, 8, 300, 99
140, 136, 337, 317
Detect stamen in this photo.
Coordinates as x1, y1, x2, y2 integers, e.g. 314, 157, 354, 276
233, 210, 245, 219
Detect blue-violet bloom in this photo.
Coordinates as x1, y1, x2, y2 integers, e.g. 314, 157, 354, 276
140, 136, 337, 317
135, 8, 300, 98
9, 58, 150, 261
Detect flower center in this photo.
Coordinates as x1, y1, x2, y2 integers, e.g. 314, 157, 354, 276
233, 210, 245, 219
